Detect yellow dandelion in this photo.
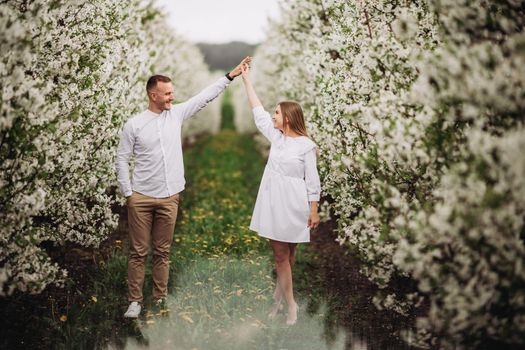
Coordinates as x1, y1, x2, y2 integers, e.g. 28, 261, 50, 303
179, 313, 194, 324
59, 315, 67, 322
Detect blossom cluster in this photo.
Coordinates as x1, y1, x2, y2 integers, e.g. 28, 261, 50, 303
240, 0, 525, 347
0, 0, 219, 296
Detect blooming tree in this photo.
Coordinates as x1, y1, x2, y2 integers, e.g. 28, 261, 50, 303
0, 0, 218, 296
393, 1, 525, 347
247, 0, 525, 347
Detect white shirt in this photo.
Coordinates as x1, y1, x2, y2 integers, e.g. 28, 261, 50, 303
116, 76, 231, 198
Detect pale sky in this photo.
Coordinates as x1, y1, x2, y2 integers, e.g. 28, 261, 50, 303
155, 0, 282, 44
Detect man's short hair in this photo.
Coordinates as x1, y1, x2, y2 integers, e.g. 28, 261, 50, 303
146, 75, 172, 92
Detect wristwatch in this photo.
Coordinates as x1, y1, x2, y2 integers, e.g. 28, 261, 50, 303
225, 72, 234, 81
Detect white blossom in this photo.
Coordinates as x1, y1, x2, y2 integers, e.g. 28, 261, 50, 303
0, 0, 218, 295
248, 0, 525, 347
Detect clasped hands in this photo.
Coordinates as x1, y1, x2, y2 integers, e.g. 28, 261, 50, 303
228, 56, 252, 79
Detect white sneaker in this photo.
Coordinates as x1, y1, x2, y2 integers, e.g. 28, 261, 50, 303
124, 301, 141, 318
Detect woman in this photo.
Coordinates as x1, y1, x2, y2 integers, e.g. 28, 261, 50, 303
240, 63, 321, 325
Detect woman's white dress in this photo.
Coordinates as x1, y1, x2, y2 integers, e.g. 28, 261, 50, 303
249, 106, 321, 243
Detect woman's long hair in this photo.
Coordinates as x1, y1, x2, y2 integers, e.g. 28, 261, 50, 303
279, 101, 309, 137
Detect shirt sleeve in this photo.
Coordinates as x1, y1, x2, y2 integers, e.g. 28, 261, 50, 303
173, 76, 231, 122
252, 106, 282, 142
304, 147, 321, 202
115, 120, 134, 197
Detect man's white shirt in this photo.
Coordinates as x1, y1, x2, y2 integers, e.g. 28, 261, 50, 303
116, 76, 231, 198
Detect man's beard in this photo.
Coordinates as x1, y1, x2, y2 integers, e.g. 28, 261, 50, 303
160, 101, 172, 110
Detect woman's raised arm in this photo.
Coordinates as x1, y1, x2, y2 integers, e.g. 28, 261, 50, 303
241, 64, 262, 109
240, 64, 281, 142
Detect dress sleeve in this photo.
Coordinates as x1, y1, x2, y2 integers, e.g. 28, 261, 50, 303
252, 106, 281, 142
304, 146, 321, 202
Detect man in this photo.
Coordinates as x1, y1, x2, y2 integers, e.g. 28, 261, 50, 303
116, 57, 251, 318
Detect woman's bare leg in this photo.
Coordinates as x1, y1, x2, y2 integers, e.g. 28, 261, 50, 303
269, 240, 298, 324
268, 283, 283, 318
271, 242, 298, 304
268, 240, 284, 318
288, 243, 297, 268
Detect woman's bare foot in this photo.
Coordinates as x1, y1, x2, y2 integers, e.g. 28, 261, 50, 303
286, 302, 298, 325
268, 299, 281, 319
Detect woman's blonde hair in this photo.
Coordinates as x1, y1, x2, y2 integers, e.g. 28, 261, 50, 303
279, 101, 308, 137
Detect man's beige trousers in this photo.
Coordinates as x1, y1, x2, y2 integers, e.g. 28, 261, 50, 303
127, 191, 180, 302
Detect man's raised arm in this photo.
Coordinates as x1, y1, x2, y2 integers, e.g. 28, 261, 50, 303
174, 56, 251, 121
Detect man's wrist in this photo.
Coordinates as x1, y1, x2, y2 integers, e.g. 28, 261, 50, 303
225, 72, 234, 81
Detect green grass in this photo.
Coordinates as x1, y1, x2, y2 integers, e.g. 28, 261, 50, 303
169, 129, 268, 268
124, 256, 347, 350
220, 89, 235, 130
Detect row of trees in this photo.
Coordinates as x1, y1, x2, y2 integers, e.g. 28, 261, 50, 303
0, 0, 220, 296
233, 0, 525, 348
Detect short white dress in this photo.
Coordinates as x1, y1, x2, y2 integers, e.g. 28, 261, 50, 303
249, 106, 321, 243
